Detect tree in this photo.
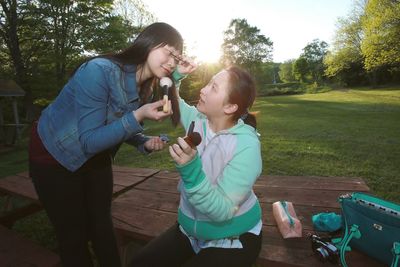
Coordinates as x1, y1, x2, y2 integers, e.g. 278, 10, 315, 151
0, 0, 36, 120
221, 18, 273, 70
180, 63, 222, 102
324, 1, 366, 85
35, 0, 132, 88
113, 0, 156, 37
279, 59, 296, 82
293, 57, 308, 83
1, 0, 153, 120
361, 0, 400, 71
301, 39, 328, 84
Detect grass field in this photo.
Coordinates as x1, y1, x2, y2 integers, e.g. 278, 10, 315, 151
1, 87, 399, 253
115, 87, 400, 202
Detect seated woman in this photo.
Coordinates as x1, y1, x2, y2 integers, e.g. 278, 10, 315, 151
130, 66, 263, 267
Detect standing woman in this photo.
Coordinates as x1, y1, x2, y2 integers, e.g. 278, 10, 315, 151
28, 22, 194, 267
130, 66, 262, 267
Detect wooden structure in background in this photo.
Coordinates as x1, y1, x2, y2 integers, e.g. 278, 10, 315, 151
0, 79, 26, 144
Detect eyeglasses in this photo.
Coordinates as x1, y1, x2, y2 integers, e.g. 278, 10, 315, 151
164, 47, 193, 67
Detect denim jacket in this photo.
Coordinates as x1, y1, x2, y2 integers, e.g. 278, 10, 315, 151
38, 58, 148, 172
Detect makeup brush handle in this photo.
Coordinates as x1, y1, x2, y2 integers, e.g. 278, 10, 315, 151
163, 95, 169, 113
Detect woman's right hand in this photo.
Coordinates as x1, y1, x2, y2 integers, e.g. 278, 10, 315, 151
169, 137, 197, 165
133, 99, 172, 123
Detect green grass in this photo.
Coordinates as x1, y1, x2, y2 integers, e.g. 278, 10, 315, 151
1, 86, 399, 256
256, 88, 400, 202
116, 87, 400, 202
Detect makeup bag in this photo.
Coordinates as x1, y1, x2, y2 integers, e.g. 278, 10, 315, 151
272, 201, 302, 238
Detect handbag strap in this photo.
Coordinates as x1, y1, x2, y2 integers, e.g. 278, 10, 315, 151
392, 242, 400, 267
335, 227, 399, 267
337, 224, 361, 267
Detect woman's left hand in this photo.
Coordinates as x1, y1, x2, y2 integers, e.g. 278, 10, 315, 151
177, 56, 197, 75
144, 136, 168, 152
169, 137, 197, 165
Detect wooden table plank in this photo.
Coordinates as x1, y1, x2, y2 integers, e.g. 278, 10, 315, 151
113, 185, 125, 195
113, 172, 150, 187
112, 165, 160, 177
0, 165, 152, 202
133, 177, 359, 208
258, 226, 385, 267
114, 187, 337, 232
256, 187, 352, 208
255, 175, 370, 191
0, 224, 60, 267
134, 176, 179, 193
112, 187, 336, 241
0, 175, 39, 202
113, 188, 179, 212
15, 171, 30, 178
112, 204, 177, 242
152, 170, 180, 180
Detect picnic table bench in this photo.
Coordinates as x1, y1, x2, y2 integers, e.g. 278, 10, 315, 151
0, 166, 157, 267
0, 224, 60, 267
0, 167, 158, 227
0, 166, 386, 267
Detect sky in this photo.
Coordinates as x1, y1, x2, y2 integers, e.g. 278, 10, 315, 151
143, 0, 354, 63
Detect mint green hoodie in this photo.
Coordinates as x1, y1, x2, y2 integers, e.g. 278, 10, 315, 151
176, 98, 262, 240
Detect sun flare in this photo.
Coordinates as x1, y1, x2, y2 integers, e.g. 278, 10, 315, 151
185, 39, 222, 64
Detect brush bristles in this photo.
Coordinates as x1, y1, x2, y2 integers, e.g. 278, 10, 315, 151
183, 132, 202, 148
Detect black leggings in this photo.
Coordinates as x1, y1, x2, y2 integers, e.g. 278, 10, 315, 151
29, 152, 121, 267
129, 223, 262, 267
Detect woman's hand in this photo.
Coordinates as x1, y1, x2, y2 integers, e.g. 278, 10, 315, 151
144, 136, 168, 152
133, 99, 172, 123
177, 56, 197, 75
169, 137, 197, 165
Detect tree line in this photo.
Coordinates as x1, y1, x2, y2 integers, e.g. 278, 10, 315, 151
279, 0, 400, 87
1, 0, 399, 121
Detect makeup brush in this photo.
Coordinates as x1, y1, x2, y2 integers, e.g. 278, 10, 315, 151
183, 121, 202, 148
183, 132, 202, 148
160, 77, 173, 113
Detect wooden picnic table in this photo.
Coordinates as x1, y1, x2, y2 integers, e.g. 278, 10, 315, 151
0, 166, 386, 267
111, 169, 386, 267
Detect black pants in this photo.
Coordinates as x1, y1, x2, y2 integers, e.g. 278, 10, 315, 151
29, 152, 121, 267
129, 223, 262, 267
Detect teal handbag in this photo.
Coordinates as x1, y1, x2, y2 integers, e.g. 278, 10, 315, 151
332, 192, 400, 267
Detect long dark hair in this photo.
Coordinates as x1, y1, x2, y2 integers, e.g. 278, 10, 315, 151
225, 66, 257, 129
73, 22, 183, 126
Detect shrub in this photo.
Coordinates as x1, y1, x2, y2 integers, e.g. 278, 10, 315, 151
258, 82, 305, 96
33, 98, 52, 108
